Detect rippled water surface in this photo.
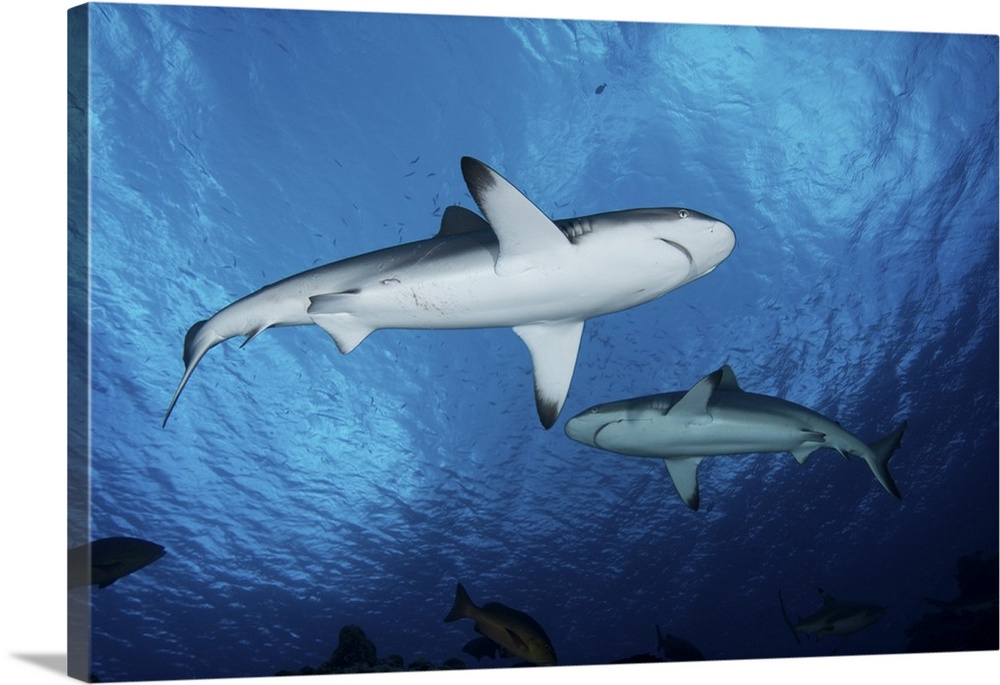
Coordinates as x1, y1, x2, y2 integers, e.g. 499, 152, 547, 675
74, 4, 998, 681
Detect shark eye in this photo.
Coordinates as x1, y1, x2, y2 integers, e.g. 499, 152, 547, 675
678, 209, 689, 219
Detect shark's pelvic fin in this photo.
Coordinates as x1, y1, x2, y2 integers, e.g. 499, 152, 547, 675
790, 430, 826, 464
460, 156, 572, 277
240, 325, 271, 349
437, 205, 491, 237
668, 368, 722, 423
308, 293, 375, 354
512, 320, 584, 429
663, 457, 704, 511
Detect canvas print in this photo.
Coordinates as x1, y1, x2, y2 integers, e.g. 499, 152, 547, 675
67, 3, 998, 682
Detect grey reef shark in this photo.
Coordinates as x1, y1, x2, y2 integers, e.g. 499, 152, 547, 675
164, 157, 735, 429
779, 587, 886, 653
564, 365, 907, 510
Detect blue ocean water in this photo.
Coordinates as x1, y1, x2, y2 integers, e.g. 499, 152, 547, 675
76, 3, 998, 681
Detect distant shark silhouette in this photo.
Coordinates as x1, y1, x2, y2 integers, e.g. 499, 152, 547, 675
164, 157, 734, 429
68, 536, 166, 589
779, 587, 885, 653
565, 365, 906, 509
924, 594, 999, 615
655, 624, 704, 661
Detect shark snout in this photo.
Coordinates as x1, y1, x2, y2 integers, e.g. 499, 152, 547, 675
694, 219, 735, 275
564, 410, 615, 446
654, 213, 735, 282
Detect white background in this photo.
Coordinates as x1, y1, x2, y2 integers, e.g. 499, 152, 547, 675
1, 1, 997, 684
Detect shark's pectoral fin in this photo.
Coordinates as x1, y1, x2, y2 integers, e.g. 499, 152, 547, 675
663, 457, 704, 511
437, 205, 491, 236
513, 320, 584, 429
461, 157, 572, 276
668, 368, 723, 423
308, 294, 374, 354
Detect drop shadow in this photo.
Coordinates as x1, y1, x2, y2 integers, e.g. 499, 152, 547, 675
11, 653, 67, 675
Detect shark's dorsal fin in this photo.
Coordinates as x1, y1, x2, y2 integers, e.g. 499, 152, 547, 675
437, 205, 491, 237
667, 368, 722, 423
461, 156, 572, 276
512, 320, 584, 429
663, 457, 704, 511
718, 364, 741, 391
818, 588, 837, 605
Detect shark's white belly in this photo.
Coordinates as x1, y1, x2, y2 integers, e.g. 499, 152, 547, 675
599, 392, 855, 459
322, 231, 693, 330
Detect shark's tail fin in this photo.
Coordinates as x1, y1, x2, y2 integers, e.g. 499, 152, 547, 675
162, 320, 224, 427
778, 589, 800, 644
863, 420, 907, 499
655, 624, 665, 654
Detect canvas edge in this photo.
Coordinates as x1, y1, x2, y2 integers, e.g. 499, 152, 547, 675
67, 3, 93, 682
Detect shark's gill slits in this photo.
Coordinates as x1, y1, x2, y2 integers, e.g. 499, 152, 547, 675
658, 239, 694, 268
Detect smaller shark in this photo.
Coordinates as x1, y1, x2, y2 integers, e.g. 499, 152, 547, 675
779, 587, 885, 652
924, 594, 999, 615
564, 365, 906, 510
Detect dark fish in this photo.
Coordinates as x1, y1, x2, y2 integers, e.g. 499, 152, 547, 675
462, 636, 499, 661
655, 624, 704, 661
444, 582, 557, 666
68, 536, 166, 589
595, 83, 606, 94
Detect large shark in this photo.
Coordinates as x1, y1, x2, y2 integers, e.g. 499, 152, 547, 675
779, 587, 886, 653
164, 157, 735, 428
564, 365, 906, 509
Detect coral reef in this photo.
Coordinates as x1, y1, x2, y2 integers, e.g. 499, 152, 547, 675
275, 624, 467, 676
905, 551, 999, 653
